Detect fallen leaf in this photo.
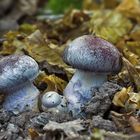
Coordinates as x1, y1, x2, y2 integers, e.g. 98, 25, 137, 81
26, 30, 74, 79
126, 41, 140, 57
36, 71, 67, 93
91, 128, 104, 140
89, 10, 132, 44
129, 116, 140, 132
43, 74, 67, 93
43, 119, 85, 137
127, 92, 140, 109
123, 57, 140, 91
1, 31, 19, 55
26, 30, 65, 65
39, 60, 68, 81
28, 128, 39, 140
19, 23, 37, 34
129, 25, 140, 41
123, 49, 139, 66
113, 87, 131, 107
113, 85, 140, 111
111, 111, 131, 130
116, 0, 140, 22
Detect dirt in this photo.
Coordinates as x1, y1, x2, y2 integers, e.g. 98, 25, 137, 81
0, 110, 73, 139
0, 81, 137, 140
82, 82, 121, 117
91, 115, 117, 132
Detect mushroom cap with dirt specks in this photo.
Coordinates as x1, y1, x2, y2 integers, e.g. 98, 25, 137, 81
0, 55, 39, 92
42, 91, 62, 108
63, 35, 122, 74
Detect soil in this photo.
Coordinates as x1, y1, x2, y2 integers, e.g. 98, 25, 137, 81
0, 81, 134, 140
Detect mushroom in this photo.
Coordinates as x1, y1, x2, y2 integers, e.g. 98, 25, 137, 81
0, 55, 39, 113
63, 35, 122, 116
41, 91, 68, 113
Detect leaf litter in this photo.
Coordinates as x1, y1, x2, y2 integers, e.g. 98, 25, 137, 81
1, 0, 140, 140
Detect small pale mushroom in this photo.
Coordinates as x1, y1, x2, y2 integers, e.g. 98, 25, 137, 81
0, 55, 39, 113
41, 91, 68, 114
63, 35, 122, 116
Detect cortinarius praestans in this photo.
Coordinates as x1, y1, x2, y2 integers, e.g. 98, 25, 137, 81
41, 91, 68, 113
63, 35, 122, 115
0, 55, 39, 113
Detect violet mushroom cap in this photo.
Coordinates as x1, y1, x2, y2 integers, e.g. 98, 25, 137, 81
41, 91, 68, 113
63, 35, 122, 115
0, 55, 39, 113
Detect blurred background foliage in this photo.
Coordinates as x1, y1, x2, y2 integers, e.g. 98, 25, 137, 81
45, 0, 121, 14
46, 0, 82, 14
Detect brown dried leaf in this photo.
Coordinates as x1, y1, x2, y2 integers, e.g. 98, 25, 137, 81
83, 0, 103, 10
26, 30, 64, 64
111, 111, 131, 130
36, 72, 67, 93
1, 31, 19, 55
113, 85, 140, 110
1, 31, 27, 55
89, 10, 132, 44
123, 49, 139, 66
43, 74, 67, 93
26, 30, 74, 78
127, 92, 140, 109
123, 57, 140, 91
43, 119, 85, 137
126, 41, 140, 57
28, 128, 39, 140
116, 0, 140, 22
129, 116, 140, 132
129, 25, 140, 41
113, 87, 131, 107
116, 37, 140, 66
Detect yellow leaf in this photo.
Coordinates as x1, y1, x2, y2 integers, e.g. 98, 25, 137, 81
116, 0, 140, 22
116, 36, 140, 66
113, 84, 140, 110
36, 72, 67, 93
113, 87, 131, 107
129, 25, 140, 41
126, 92, 140, 109
83, 0, 103, 10
46, 74, 67, 92
26, 43, 57, 63
123, 49, 139, 66
28, 128, 39, 139
25, 30, 74, 79
89, 10, 132, 44
1, 31, 27, 55
129, 116, 140, 132
126, 41, 140, 57
123, 57, 140, 91
1, 31, 19, 55
19, 23, 37, 34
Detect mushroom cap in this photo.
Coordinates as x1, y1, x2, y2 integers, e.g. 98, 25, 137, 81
0, 55, 39, 91
42, 91, 62, 108
63, 35, 122, 74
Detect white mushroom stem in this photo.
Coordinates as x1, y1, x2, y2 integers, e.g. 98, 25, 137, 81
64, 69, 107, 115
3, 81, 39, 113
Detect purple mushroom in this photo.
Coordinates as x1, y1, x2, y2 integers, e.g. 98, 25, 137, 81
0, 55, 39, 113
63, 35, 122, 116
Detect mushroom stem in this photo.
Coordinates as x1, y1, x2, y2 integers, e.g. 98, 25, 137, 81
3, 81, 39, 113
64, 70, 107, 115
